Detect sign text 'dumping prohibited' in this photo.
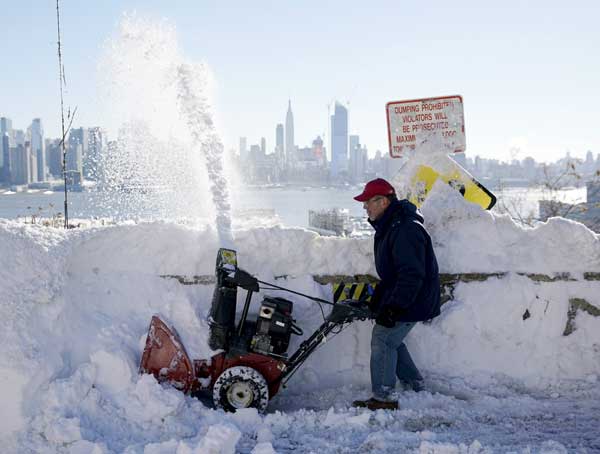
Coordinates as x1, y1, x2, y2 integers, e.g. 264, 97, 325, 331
386, 95, 465, 158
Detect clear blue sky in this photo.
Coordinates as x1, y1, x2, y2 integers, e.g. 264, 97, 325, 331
1, 0, 599, 162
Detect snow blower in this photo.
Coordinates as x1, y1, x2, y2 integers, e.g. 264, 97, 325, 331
139, 248, 372, 413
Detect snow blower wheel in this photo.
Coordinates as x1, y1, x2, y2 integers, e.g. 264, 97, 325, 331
213, 366, 269, 413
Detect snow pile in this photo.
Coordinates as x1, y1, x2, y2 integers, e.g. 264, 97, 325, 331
0, 186, 599, 451
422, 182, 600, 273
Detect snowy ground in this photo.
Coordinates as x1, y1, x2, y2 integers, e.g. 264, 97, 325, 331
1, 187, 599, 453
268, 379, 600, 453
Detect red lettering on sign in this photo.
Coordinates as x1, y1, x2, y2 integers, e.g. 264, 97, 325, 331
402, 113, 433, 123
396, 134, 416, 143
394, 105, 420, 114
411, 121, 449, 132
421, 101, 451, 111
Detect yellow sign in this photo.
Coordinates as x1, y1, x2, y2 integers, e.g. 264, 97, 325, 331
410, 163, 496, 210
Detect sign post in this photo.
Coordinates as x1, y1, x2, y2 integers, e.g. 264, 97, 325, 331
386, 95, 465, 158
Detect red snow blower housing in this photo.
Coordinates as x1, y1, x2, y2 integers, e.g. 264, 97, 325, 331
139, 248, 372, 413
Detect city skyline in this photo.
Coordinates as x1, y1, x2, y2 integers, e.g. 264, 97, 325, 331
1, 1, 599, 163
1, 110, 599, 194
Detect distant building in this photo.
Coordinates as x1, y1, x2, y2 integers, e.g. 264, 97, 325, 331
351, 149, 368, 183
330, 102, 348, 179
13, 129, 25, 146
10, 142, 35, 185
349, 135, 367, 183
30, 118, 46, 182
312, 136, 326, 167
239, 137, 247, 161
246, 143, 276, 183
67, 128, 86, 187
349, 135, 359, 157
285, 100, 295, 165
46, 138, 63, 178
275, 123, 284, 155
1, 133, 10, 183
309, 208, 353, 236
28, 140, 38, 183
0, 118, 12, 173
0, 117, 12, 136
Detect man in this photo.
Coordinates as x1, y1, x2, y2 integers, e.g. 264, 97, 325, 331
352, 178, 441, 411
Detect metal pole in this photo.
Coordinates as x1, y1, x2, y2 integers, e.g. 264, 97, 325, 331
56, 0, 69, 228
236, 290, 254, 338
257, 279, 334, 306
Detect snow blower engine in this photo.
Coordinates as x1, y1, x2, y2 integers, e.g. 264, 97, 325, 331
139, 248, 372, 413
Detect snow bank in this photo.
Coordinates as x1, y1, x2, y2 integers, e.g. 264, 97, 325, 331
0, 186, 599, 452
422, 182, 600, 274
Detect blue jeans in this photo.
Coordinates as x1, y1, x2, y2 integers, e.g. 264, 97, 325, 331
370, 321, 423, 400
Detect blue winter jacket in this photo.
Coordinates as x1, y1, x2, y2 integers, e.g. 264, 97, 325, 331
369, 199, 441, 323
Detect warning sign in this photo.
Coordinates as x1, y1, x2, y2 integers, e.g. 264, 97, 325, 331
386, 95, 465, 158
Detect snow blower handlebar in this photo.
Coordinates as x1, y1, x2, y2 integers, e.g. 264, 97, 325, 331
255, 278, 334, 306
218, 261, 333, 306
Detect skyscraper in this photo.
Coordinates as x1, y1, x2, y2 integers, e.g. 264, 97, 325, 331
30, 118, 45, 182
0, 117, 12, 136
0, 118, 12, 174
349, 135, 360, 157
275, 123, 283, 153
67, 128, 87, 184
10, 142, 34, 185
312, 136, 326, 167
46, 138, 63, 178
330, 102, 348, 179
28, 141, 38, 183
239, 137, 247, 161
285, 100, 295, 164
349, 135, 365, 182
1, 133, 10, 183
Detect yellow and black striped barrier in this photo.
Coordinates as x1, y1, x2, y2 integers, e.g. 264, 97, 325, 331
332, 282, 376, 304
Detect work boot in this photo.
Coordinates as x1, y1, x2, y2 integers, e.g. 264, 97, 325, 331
352, 397, 398, 410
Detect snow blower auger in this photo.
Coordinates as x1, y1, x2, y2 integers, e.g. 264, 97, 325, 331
139, 248, 373, 413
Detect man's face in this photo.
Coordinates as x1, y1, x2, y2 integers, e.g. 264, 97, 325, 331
363, 195, 390, 221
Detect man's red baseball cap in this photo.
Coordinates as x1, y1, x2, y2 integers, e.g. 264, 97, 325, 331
353, 178, 396, 202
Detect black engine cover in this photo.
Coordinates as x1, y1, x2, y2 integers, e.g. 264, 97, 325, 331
252, 297, 294, 356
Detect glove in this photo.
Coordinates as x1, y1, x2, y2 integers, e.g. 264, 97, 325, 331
367, 283, 383, 314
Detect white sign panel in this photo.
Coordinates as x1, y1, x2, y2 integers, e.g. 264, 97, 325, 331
386, 95, 466, 158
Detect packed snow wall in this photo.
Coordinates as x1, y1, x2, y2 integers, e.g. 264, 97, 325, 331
0, 185, 599, 449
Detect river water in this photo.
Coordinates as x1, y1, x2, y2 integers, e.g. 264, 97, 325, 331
0, 186, 587, 228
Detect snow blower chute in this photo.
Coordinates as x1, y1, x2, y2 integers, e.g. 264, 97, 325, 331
139, 248, 372, 413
